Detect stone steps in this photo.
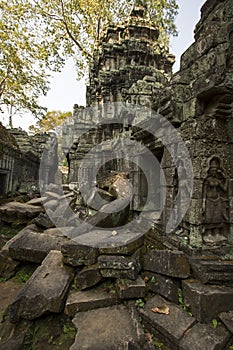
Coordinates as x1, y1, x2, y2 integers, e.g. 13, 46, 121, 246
0, 223, 232, 349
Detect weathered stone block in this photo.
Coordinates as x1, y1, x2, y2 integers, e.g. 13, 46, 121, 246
64, 229, 144, 256
32, 212, 54, 229
75, 264, 103, 290
219, 311, 233, 334
139, 295, 195, 348
8, 228, 68, 263
0, 202, 44, 225
0, 225, 39, 278
116, 276, 146, 299
182, 280, 233, 323
61, 241, 99, 267
65, 286, 120, 317
179, 322, 231, 350
98, 250, 141, 280
9, 250, 74, 322
26, 197, 47, 206
70, 305, 145, 350
190, 257, 233, 286
142, 271, 180, 304
143, 249, 190, 278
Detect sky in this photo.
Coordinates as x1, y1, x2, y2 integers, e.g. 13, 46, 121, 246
1, 0, 206, 131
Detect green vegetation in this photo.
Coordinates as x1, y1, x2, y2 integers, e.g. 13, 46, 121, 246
212, 319, 218, 329
1, 0, 178, 126
12, 270, 32, 284
135, 298, 145, 308
178, 289, 192, 316
23, 315, 77, 349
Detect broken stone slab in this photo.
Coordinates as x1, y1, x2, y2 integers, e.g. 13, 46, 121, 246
61, 229, 144, 266
98, 197, 130, 228
0, 202, 44, 224
179, 322, 231, 350
86, 187, 114, 210
43, 226, 75, 238
143, 249, 190, 278
62, 241, 99, 267
139, 295, 195, 348
109, 175, 133, 199
116, 276, 146, 299
98, 249, 141, 280
219, 311, 233, 334
32, 212, 55, 229
75, 264, 103, 290
8, 227, 69, 263
70, 305, 146, 350
182, 280, 233, 323
43, 199, 58, 210
44, 191, 62, 199
65, 285, 120, 317
9, 250, 74, 322
189, 257, 233, 286
0, 224, 39, 278
61, 197, 131, 237
26, 197, 47, 206
142, 271, 180, 304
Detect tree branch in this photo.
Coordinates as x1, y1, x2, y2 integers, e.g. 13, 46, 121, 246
59, 0, 92, 59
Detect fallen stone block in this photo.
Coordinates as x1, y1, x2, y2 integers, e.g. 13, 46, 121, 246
32, 212, 54, 229
109, 175, 133, 199
70, 305, 145, 350
0, 202, 44, 225
219, 311, 233, 334
190, 257, 233, 286
9, 250, 74, 322
87, 187, 114, 210
143, 249, 190, 278
26, 197, 47, 206
142, 271, 180, 304
62, 241, 99, 267
179, 322, 231, 350
0, 225, 39, 278
8, 227, 69, 263
62, 229, 144, 267
116, 276, 146, 299
65, 285, 120, 317
75, 264, 103, 290
98, 250, 141, 280
182, 280, 233, 323
139, 295, 195, 348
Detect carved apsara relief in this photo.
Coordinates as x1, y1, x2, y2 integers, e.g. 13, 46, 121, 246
202, 157, 229, 245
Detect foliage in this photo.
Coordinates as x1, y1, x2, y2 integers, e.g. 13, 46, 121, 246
178, 289, 192, 316
0, 0, 65, 125
12, 270, 32, 284
212, 319, 218, 329
29, 110, 72, 133
135, 298, 145, 308
1, 0, 178, 125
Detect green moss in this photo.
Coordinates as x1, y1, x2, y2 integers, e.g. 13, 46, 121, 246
12, 264, 37, 284
22, 314, 77, 350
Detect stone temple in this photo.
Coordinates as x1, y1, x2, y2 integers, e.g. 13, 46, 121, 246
63, 0, 233, 255
0, 0, 233, 349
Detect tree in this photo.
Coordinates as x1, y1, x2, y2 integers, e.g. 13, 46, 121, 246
29, 110, 72, 133
0, 0, 66, 126
1, 0, 178, 126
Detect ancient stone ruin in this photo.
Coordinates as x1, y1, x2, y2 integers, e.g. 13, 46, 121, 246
0, 0, 233, 349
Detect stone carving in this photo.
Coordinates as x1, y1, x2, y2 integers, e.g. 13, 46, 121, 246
41, 133, 58, 186
202, 157, 229, 245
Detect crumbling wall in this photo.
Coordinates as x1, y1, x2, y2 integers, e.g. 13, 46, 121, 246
158, 0, 233, 254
